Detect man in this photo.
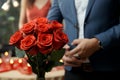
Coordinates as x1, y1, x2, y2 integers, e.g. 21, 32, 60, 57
47, 0, 120, 80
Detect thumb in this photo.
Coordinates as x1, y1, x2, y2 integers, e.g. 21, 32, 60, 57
71, 39, 82, 45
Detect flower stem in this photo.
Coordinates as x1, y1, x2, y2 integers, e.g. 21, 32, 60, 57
36, 53, 46, 80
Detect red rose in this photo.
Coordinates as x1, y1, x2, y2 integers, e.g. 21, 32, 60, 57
51, 20, 63, 29
26, 46, 39, 55
53, 29, 69, 50
20, 35, 36, 50
36, 23, 52, 33
35, 17, 49, 24
37, 33, 53, 54
9, 30, 23, 46
21, 21, 36, 34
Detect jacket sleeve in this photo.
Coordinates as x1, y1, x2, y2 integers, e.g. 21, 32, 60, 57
47, 0, 63, 23
95, 24, 120, 49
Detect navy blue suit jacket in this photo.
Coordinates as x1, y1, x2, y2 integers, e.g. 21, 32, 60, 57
47, 0, 120, 71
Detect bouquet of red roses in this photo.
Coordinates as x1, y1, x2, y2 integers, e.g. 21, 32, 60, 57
9, 17, 68, 80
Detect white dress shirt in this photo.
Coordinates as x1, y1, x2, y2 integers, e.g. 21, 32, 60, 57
75, 0, 89, 38
75, 0, 89, 63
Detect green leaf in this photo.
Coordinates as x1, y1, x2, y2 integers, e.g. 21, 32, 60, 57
50, 48, 65, 61
45, 48, 65, 72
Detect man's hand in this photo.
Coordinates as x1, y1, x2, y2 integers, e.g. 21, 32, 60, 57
62, 38, 101, 67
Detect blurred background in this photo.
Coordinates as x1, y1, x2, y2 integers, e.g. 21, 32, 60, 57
0, 0, 20, 56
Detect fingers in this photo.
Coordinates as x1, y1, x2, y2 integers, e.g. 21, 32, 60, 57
73, 53, 81, 60
69, 39, 83, 56
63, 44, 70, 50
69, 38, 96, 58
62, 54, 85, 67
71, 39, 82, 46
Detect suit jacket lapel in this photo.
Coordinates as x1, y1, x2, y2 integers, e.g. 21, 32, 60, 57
85, 0, 96, 20
62, 0, 95, 29
66, 0, 96, 26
